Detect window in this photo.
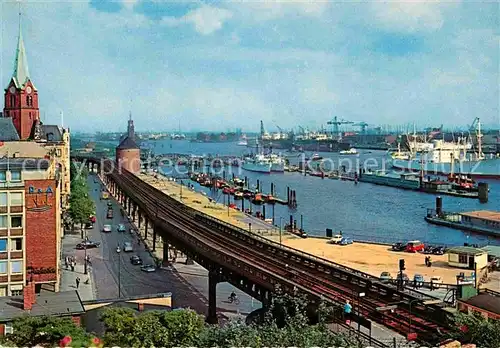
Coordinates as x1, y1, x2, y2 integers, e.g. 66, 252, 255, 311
10, 260, 23, 274
0, 193, 6, 206
10, 239, 22, 251
0, 261, 6, 274
0, 286, 6, 297
10, 216, 22, 228
10, 95, 15, 106
11, 290, 22, 296
0, 239, 6, 252
0, 216, 7, 228
10, 171, 21, 182
458, 254, 468, 264
9, 193, 23, 206
0, 172, 6, 182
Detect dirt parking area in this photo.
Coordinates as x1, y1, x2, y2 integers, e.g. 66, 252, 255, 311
283, 238, 468, 284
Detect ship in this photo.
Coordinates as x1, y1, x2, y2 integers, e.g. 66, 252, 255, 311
339, 148, 358, 155
358, 170, 421, 189
389, 119, 500, 179
237, 140, 248, 146
241, 154, 272, 173
267, 153, 285, 172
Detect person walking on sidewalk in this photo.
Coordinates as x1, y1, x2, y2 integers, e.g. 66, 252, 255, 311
64, 257, 69, 269
76, 277, 80, 289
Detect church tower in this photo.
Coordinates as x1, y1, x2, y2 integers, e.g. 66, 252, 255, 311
3, 19, 40, 140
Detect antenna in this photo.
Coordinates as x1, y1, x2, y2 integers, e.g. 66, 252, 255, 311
60, 110, 64, 128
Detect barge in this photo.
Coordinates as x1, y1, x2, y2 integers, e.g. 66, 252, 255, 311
425, 198, 500, 237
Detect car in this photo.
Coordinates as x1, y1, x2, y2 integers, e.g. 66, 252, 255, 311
84, 222, 94, 229
339, 237, 353, 245
107, 201, 112, 207
117, 224, 126, 232
396, 273, 409, 285
379, 272, 392, 283
123, 242, 133, 252
430, 275, 443, 288
106, 209, 113, 219
406, 240, 425, 253
327, 234, 343, 244
130, 255, 143, 265
432, 246, 446, 255
102, 224, 112, 233
141, 264, 156, 272
391, 242, 406, 251
76, 240, 101, 249
423, 245, 435, 254
413, 274, 425, 287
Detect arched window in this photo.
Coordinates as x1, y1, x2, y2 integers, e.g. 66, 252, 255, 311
29, 96, 33, 106
10, 95, 15, 107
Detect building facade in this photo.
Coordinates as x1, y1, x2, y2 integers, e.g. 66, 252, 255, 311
116, 113, 140, 173
0, 154, 61, 296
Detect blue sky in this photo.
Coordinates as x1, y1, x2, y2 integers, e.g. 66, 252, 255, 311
0, 0, 498, 133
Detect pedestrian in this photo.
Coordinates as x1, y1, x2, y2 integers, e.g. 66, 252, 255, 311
343, 300, 352, 323
76, 277, 80, 289
64, 257, 68, 269
71, 261, 75, 272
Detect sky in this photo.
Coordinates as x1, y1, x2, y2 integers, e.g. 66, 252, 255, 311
0, 0, 498, 133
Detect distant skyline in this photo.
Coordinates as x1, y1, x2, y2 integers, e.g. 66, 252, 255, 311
1, 1, 498, 133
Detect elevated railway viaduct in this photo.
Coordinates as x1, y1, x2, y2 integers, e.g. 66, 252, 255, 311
74, 156, 455, 346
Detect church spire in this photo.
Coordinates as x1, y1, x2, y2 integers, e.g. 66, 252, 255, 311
12, 10, 31, 89
127, 111, 135, 140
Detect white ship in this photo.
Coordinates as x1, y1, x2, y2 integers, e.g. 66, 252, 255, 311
267, 154, 285, 172
339, 148, 358, 155
241, 154, 272, 173
237, 140, 248, 146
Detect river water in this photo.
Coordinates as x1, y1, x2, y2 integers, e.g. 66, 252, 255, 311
147, 139, 500, 247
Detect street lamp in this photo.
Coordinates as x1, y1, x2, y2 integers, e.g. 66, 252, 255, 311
357, 292, 365, 333
116, 243, 121, 298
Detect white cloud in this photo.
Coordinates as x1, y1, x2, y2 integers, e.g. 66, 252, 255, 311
161, 6, 232, 35
370, 1, 453, 33
225, 0, 329, 22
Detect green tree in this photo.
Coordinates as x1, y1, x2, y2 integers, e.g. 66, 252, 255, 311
451, 312, 500, 348
0, 316, 89, 347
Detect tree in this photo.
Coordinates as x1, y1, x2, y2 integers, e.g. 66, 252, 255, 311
451, 312, 500, 348
0, 316, 90, 347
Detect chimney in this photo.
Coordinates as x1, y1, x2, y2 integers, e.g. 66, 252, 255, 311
23, 282, 35, 310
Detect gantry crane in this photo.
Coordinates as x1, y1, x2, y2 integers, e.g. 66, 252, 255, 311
352, 122, 369, 134
327, 116, 354, 137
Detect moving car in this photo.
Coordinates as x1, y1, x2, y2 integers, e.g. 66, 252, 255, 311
339, 237, 353, 245
379, 272, 392, 283
141, 264, 156, 272
106, 208, 113, 219
117, 224, 126, 232
102, 224, 112, 233
406, 240, 425, 253
391, 242, 406, 251
123, 242, 133, 252
327, 234, 343, 244
107, 201, 113, 207
130, 255, 143, 265
76, 240, 101, 249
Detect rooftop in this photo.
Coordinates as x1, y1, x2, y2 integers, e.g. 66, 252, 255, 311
481, 245, 500, 258
0, 141, 48, 158
461, 291, 500, 315
447, 246, 486, 256
0, 118, 20, 141
461, 211, 500, 223
0, 290, 85, 322
117, 136, 140, 150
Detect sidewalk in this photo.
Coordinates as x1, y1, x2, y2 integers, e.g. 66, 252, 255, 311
60, 232, 96, 301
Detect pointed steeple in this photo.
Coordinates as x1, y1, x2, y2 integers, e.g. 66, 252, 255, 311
127, 111, 135, 140
11, 12, 31, 89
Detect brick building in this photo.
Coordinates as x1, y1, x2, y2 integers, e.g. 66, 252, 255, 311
116, 112, 140, 173
0, 148, 62, 296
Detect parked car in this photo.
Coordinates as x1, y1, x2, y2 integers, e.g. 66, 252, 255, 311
102, 224, 112, 233
391, 242, 406, 251
406, 240, 425, 253
327, 234, 343, 244
84, 222, 94, 229
430, 275, 443, 288
130, 255, 143, 265
123, 242, 133, 252
340, 237, 353, 245
413, 274, 425, 287
141, 264, 156, 272
432, 246, 446, 255
379, 272, 393, 283
117, 224, 126, 232
423, 245, 435, 254
396, 273, 409, 285
76, 241, 100, 250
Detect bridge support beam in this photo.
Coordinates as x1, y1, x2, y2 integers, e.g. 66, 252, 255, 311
152, 225, 156, 252
127, 200, 132, 216
162, 241, 169, 267
144, 218, 148, 239
206, 270, 220, 324
137, 211, 141, 228
132, 205, 137, 222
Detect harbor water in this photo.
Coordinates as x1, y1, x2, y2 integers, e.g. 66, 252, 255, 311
149, 140, 500, 247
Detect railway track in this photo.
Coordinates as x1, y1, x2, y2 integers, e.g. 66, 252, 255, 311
91, 158, 451, 344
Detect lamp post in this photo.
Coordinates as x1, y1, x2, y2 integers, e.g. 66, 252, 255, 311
279, 217, 283, 245
357, 292, 365, 334
117, 245, 121, 298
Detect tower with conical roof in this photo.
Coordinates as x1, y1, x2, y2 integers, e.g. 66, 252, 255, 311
116, 112, 140, 173
3, 14, 39, 140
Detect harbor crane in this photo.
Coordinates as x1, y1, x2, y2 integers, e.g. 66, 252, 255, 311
352, 122, 369, 134
327, 116, 354, 137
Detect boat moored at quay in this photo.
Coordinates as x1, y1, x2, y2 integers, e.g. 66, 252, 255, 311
241, 154, 272, 173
